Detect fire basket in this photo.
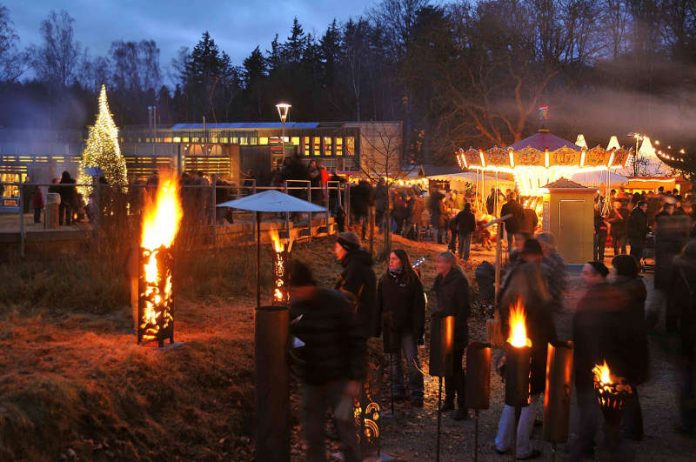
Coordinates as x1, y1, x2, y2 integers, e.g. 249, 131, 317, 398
504, 299, 532, 408
269, 228, 292, 305
593, 360, 633, 449
137, 171, 183, 347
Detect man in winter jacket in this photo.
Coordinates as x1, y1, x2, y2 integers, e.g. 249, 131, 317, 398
627, 201, 649, 264
432, 251, 471, 420
334, 232, 378, 338
289, 260, 365, 462
500, 194, 524, 257
454, 203, 476, 260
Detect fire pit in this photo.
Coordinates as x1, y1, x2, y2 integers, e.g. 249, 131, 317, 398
593, 360, 633, 430
137, 171, 183, 347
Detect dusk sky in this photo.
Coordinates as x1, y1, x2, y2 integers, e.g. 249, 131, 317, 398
6, 0, 376, 68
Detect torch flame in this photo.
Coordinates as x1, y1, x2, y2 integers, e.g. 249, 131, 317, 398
269, 227, 285, 253
508, 298, 531, 348
593, 360, 612, 385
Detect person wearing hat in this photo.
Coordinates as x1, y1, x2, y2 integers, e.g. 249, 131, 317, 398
334, 231, 379, 338
570, 261, 629, 460
495, 239, 557, 459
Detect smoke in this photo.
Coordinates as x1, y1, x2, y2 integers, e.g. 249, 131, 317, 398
547, 60, 696, 150
0, 84, 90, 130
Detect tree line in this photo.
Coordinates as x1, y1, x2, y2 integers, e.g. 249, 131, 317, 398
0, 0, 694, 164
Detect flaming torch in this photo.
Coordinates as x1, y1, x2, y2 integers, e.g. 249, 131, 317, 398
269, 228, 292, 305
137, 171, 183, 347
593, 360, 633, 450
504, 298, 533, 461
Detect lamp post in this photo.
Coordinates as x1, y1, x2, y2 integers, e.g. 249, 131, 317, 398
276, 102, 292, 143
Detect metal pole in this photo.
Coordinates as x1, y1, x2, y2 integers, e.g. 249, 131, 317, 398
19, 186, 25, 258
474, 409, 480, 462
283, 181, 290, 237
436, 377, 443, 462
308, 181, 312, 242
256, 211, 261, 309
512, 405, 521, 462
495, 222, 503, 304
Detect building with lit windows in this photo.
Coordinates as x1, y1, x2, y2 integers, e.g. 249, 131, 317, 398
0, 121, 402, 207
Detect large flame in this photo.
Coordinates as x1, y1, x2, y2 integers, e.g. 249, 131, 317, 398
140, 171, 182, 339
593, 360, 612, 385
142, 172, 183, 250
508, 298, 531, 348
269, 227, 293, 304
269, 227, 285, 253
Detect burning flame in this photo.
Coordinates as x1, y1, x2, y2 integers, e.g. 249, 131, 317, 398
140, 171, 183, 339
593, 360, 612, 385
142, 172, 183, 250
269, 227, 293, 304
508, 298, 531, 348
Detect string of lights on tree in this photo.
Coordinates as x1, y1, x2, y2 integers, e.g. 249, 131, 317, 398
77, 84, 128, 193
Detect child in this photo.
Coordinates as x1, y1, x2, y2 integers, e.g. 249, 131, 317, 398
32, 186, 44, 224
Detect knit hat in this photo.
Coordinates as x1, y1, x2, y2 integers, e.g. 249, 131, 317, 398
337, 231, 361, 251
587, 261, 609, 278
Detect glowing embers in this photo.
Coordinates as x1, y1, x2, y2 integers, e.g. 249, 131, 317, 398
138, 171, 183, 346
269, 228, 293, 305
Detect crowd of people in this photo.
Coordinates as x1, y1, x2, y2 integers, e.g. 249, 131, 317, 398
287, 181, 696, 461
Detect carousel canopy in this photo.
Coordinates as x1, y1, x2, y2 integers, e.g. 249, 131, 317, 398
456, 129, 631, 170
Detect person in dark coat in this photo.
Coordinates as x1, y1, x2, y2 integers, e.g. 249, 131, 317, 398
654, 202, 691, 327
375, 179, 388, 232
500, 194, 524, 258
594, 203, 609, 261
537, 233, 568, 313
350, 181, 373, 240
627, 201, 649, 264
668, 240, 696, 435
495, 239, 556, 459
607, 200, 628, 256
611, 255, 649, 441
334, 231, 379, 338
453, 202, 476, 260
289, 260, 365, 462
428, 189, 446, 244
58, 171, 77, 226
377, 249, 425, 405
571, 261, 619, 461
432, 251, 471, 420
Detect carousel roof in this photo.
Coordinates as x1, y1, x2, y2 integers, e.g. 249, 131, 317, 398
509, 130, 580, 152
456, 129, 631, 170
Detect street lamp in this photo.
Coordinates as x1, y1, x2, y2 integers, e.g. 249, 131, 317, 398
276, 103, 291, 142
628, 132, 643, 177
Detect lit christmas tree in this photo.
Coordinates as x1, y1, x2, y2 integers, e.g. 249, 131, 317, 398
78, 84, 128, 193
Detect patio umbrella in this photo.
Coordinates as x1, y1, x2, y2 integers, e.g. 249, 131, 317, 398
217, 190, 327, 307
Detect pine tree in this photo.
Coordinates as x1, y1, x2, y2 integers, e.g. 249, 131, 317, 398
78, 84, 128, 192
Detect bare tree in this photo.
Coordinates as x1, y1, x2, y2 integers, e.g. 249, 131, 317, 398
28, 10, 81, 88
0, 4, 23, 82
358, 122, 413, 258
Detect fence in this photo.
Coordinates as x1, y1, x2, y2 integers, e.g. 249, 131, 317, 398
0, 178, 351, 257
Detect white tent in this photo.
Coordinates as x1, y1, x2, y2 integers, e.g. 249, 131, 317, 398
570, 171, 629, 188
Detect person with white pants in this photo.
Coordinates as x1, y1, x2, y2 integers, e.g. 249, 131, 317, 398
494, 397, 539, 458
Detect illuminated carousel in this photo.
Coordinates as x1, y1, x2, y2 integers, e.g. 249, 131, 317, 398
456, 129, 633, 213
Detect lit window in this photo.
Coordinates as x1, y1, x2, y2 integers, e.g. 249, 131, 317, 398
291, 136, 300, 146
259, 137, 269, 145
231, 137, 239, 144
210, 137, 218, 144
192, 137, 200, 143
164, 137, 172, 143
219, 137, 228, 144
313, 137, 321, 155
303, 137, 310, 156
182, 137, 190, 143
240, 137, 248, 145
345, 137, 355, 156
250, 137, 258, 145
323, 137, 333, 156
173, 137, 181, 143
336, 138, 343, 156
